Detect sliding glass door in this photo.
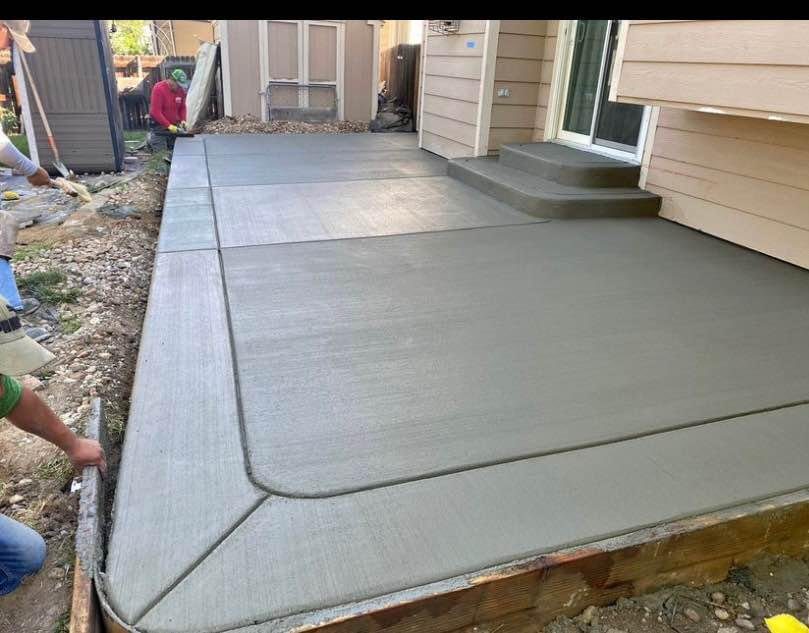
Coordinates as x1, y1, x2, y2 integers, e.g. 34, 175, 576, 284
557, 20, 646, 157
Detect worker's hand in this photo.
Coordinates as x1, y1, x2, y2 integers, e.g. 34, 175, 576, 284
66, 437, 107, 476
179, 121, 187, 130
168, 124, 179, 134
27, 167, 50, 187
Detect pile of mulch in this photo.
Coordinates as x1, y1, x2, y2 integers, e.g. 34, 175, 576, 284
201, 115, 369, 134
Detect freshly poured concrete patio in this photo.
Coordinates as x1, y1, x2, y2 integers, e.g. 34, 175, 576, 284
105, 134, 809, 633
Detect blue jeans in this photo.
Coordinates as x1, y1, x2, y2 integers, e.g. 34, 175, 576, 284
0, 514, 46, 595
0, 257, 23, 312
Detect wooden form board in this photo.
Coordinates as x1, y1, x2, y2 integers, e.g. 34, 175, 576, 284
98, 490, 809, 632
70, 399, 107, 633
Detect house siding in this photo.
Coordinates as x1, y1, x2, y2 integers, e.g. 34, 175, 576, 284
420, 20, 487, 158
224, 20, 262, 118
487, 20, 546, 153
344, 21, 373, 122
20, 20, 122, 173
645, 108, 809, 269
613, 20, 809, 124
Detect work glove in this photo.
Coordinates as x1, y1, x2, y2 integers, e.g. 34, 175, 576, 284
179, 121, 187, 131
168, 124, 179, 134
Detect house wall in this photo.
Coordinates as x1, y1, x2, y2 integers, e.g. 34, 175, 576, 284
612, 20, 809, 124
224, 20, 262, 117
20, 20, 122, 173
487, 20, 546, 153
344, 21, 373, 122
171, 20, 215, 56
644, 108, 809, 269
420, 20, 487, 158
223, 20, 374, 121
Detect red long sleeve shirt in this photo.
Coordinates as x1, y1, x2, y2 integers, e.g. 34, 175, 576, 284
149, 80, 187, 128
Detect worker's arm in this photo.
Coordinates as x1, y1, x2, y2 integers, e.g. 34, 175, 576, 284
0, 128, 49, 185
149, 84, 172, 128
4, 382, 107, 474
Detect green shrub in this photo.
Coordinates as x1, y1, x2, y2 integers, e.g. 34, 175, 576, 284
0, 106, 19, 133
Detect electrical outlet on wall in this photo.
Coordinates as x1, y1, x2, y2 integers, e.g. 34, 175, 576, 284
497, 87, 511, 98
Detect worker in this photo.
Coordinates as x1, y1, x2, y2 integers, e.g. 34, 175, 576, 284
0, 20, 54, 334
0, 296, 106, 596
148, 68, 189, 152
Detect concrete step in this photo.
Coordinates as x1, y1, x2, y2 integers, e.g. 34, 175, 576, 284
499, 142, 641, 188
447, 157, 661, 219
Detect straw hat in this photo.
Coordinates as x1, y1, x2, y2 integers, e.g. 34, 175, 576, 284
0, 20, 36, 53
0, 294, 53, 376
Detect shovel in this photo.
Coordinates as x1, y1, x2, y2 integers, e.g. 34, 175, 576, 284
18, 51, 74, 179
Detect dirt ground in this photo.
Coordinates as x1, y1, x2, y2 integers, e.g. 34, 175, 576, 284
0, 156, 165, 633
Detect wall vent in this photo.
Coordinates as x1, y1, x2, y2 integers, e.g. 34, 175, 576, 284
428, 20, 461, 35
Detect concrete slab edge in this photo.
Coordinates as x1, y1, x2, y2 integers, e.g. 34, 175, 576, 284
95, 488, 809, 633
215, 488, 809, 633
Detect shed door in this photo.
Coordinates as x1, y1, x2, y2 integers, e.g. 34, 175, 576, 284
262, 20, 344, 119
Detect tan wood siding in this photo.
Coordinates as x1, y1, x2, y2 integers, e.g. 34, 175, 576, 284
420, 22, 487, 158
226, 20, 262, 117
646, 108, 809, 269
267, 22, 298, 81
344, 21, 374, 122
225, 20, 375, 121
613, 20, 809, 124
487, 21, 547, 152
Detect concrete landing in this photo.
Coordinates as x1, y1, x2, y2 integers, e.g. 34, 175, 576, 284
105, 133, 809, 633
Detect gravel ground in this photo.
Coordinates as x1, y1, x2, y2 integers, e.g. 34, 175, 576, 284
201, 114, 369, 134
0, 163, 164, 633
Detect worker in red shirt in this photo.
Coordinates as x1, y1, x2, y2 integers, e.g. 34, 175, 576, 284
148, 68, 189, 152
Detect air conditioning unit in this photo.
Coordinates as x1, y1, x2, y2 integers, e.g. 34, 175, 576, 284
428, 20, 461, 35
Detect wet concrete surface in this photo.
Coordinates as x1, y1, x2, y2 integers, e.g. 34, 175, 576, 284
105, 133, 809, 633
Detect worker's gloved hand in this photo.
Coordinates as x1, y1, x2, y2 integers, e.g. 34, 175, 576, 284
27, 167, 50, 187
179, 121, 187, 131
168, 124, 179, 134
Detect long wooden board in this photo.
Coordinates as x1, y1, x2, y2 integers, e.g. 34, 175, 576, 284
69, 399, 106, 633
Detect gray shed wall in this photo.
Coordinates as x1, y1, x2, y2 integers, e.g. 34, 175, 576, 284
21, 20, 123, 173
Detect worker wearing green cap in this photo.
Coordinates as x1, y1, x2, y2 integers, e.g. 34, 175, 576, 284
148, 68, 190, 151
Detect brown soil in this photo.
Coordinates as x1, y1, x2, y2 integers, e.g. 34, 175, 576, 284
0, 162, 164, 633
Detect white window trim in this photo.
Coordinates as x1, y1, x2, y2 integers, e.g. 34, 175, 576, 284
417, 20, 428, 145
474, 20, 499, 157
546, 19, 650, 164
258, 20, 345, 122
368, 20, 383, 120
219, 20, 233, 116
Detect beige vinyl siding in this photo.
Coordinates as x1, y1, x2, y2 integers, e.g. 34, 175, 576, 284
487, 21, 546, 153
646, 108, 809, 269
420, 21, 487, 158
613, 20, 809, 124
226, 20, 262, 117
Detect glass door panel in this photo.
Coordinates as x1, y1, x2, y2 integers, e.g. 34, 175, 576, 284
561, 20, 609, 136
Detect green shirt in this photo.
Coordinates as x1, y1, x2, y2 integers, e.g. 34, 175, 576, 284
0, 374, 23, 418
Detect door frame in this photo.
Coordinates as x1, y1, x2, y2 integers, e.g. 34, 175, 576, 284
546, 19, 650, 164
258, 20, 345, 122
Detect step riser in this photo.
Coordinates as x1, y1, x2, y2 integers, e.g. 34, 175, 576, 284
499, 146, 641, 188
447, 162, 661, 220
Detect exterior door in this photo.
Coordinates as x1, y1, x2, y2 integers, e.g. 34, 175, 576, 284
557, 20, 646, 158
260, 20, 344, 120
